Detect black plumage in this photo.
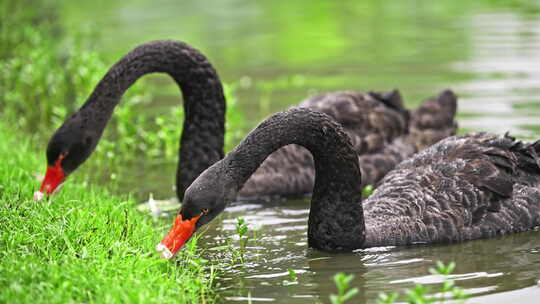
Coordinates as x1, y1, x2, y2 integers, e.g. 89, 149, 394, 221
363, 132, 540, 247
180, 108, 540, 252
239, 89, 458, 198
43, 40, 457, 203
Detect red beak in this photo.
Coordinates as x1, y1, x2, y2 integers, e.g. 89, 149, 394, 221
34, 164, 65, 201
156, 213, 201, 259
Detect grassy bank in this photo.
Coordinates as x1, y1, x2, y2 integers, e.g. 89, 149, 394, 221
0, 121, 218, 303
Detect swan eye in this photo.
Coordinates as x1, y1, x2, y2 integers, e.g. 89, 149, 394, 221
202, 208, 209, 215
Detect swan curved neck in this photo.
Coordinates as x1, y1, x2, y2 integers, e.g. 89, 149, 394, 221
225, 108, 365, 251
75, 40, 225, 200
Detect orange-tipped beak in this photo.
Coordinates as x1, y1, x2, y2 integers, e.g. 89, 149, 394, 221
156, 213, 201, 259
34, 164, 65, 201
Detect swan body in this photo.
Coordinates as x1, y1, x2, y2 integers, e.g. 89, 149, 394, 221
239, 89, 457, 198
158, 108, 540, 256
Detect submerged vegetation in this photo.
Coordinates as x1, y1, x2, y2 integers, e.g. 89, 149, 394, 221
376, 262, 469, 304
330, 273, 359, 304
327, 262, 468, 304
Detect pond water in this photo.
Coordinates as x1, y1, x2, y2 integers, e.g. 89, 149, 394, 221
59, 1, 540, 303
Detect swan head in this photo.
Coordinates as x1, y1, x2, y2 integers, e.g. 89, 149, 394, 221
36, 121, 97, 201
157, 162, 235, 258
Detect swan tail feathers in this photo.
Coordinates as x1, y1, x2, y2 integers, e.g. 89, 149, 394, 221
507, 135, 540, 174
466, 133, 540, 209
408, 89, 458, 151
367, 89, 408, 118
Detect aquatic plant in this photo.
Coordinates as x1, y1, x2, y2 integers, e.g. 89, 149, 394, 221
329, 262, 468, 304
330, 273, 359, 304
362, 184, 374, 198
376, 261, 469, 304
288, 268, 298, 281
236, 217, 249, 252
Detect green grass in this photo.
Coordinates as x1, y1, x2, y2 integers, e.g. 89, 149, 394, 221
0, 122, 218, 304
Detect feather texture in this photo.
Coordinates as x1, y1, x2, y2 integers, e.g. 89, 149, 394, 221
239, 89, 458, 198
363, 133, 540, 246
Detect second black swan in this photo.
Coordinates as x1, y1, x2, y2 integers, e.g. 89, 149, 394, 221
158, 107, 540, 257
35, 40, 457, 202
241, 89, 457, 198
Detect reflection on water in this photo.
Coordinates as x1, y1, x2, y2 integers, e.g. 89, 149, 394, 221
455, 12, 540, 137
61, 1, 540, 303
199, 199, 540, 304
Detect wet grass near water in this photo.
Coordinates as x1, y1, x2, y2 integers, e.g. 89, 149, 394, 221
0, 121, 219, 303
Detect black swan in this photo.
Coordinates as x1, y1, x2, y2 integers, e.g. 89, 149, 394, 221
240, 89, 457, 198
35, 40, 225, 201
157, 107, 540, 257
34, 39, 456, 201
